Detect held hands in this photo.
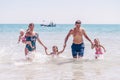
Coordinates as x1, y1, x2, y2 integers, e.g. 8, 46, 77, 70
63, 43, 66, 51
61, 47, 65, 53
91, 42, 94, 49
59, 43, 66, 54
44, 47, 49, 55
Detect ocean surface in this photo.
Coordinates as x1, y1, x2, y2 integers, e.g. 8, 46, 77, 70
0, 24, 120, 80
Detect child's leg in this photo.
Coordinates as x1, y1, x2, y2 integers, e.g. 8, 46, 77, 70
95, 56, 98, 59
95, 54, 99, 59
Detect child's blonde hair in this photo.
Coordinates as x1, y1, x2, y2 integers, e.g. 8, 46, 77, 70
20, 29, 24, 32
94, 38, 100, 45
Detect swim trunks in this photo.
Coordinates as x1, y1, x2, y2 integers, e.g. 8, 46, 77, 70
71, 43, 85, 57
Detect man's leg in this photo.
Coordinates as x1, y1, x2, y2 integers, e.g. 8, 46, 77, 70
73, 55, 77, 58
78, 48, 84, 58
72, 50, 77, 58
71, 44, 77, 58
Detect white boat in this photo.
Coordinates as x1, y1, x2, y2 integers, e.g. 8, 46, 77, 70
40, 22, 56, 27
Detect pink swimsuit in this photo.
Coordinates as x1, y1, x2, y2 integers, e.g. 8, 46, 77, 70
95, 47, 103, 54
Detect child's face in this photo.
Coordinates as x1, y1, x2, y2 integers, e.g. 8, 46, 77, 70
20, 31, 24, 36
52, 46, 58, 52
94, 39, 99, 45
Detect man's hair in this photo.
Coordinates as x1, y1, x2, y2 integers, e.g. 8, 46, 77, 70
75, 20, 81, 24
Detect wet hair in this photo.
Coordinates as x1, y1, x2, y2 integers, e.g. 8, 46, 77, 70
28, 23, 34, 27
75, 20, 81, 24
26, 28, 30, 33
27, 23, 34, 32
52, 45, 58, 52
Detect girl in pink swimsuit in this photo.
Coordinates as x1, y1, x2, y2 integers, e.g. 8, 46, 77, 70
17, 29, 34, 48
92, 38, 106, 59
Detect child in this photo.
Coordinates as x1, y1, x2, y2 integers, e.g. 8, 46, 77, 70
45, 45, 65, 58
92, 38, 106, 59
18, 29, 34, 48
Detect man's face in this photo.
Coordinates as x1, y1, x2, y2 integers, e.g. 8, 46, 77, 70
75, 22, 81, 28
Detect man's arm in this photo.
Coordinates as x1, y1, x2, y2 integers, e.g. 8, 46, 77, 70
64, 29, 72, 48
82, 29, 93, 44
82, 28, 93, 48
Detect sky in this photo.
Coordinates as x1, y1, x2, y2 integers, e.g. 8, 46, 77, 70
0, 0, 120, 24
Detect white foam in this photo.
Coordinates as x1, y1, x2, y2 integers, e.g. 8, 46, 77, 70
14, 60, 31, 66
26, 51, 35, 61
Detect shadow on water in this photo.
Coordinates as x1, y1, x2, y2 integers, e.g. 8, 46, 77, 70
56, 58, 98, 65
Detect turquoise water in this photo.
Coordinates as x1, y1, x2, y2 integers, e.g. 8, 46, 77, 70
0, 24, 120, 39
0, 24, 120, 80
0, 24, 120, 33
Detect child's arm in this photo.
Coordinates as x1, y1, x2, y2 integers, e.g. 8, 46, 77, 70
17, 36, 21, 43
58, 48, 65, 54
100, 45, 106, 52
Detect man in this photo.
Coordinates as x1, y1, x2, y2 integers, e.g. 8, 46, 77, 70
64, 20, 93, 58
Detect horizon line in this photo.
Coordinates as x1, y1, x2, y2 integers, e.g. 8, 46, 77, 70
0, 23, 120, 25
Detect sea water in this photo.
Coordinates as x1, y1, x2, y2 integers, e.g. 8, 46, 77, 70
0, 24, 120, 80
